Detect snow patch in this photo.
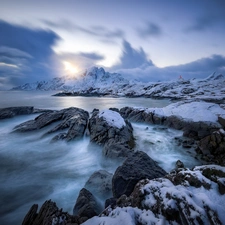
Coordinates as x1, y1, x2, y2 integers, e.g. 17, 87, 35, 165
99, 110, 126, 129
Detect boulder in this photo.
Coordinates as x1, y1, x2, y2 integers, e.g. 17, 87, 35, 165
197, 130, 225, 165
73, 188, 101, 220
89, 109, 135, 151
112, 151, 167, 198
13, 107, 89, 142
85, 170, 113, 199
49, 108, 89, 141
103, 142, 134, 159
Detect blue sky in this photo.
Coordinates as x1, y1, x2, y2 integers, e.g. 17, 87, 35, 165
0, 0, 225, 88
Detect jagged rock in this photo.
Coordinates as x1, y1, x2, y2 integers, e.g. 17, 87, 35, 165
73, 188, 101, 221
0, 106, 34, 119
175, 160, 184, 170
22, 200, 69, 225
13, 110, 64, 132
49, 108, 89, 141
22, 204, 38, 225
13, 107, 89, 142
85, 170, 113, 199
112, 151, 167, 198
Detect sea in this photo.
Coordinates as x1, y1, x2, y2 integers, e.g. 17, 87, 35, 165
0, 91, 202, 225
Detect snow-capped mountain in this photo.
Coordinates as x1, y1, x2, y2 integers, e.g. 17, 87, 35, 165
12, 67, 129, 93
12, 67, 225, 101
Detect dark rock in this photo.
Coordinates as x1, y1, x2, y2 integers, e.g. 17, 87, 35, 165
103, 142, 134, 159
22, 200, 69, 225
175, 160, 184, 170
218, 116, 225, 129
197, 131, 225, 165
85, 170, 113, 199
0, 106, 34, 119
73, 188, 101, 219
13, 110, 63, 132
22, 204, 38, 225
181, 87, 197, 94
89, 109, 135, 149
13, 107, 89, 142
105, 198, 117, 209
112, 151, 167, 198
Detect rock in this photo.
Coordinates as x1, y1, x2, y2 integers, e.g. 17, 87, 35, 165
112, 151, 167, 198
175, 160, 184, 170
85, 170, 113, 199
13, 107, 89, 142
103, 142, 134, 159
22, 204, 38, 225
73, 188, 101, 220
197, 131, 225, 165
89, 109, 135, 154
13, 110, 64, 132
181, 87, 197, 94
218, 116, 225, 129
0, 106, 34, 119
102, 165, 225, 225
22, 200, 70, 225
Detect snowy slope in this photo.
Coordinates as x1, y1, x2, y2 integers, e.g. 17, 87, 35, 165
11, 68, 225, 101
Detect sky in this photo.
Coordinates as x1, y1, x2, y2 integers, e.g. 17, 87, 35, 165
0, 0, 225, 89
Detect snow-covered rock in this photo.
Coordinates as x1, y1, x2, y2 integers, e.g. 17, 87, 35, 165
83, 165, 225, 225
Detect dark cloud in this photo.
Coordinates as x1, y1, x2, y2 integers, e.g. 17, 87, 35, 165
137, 22, 162, 38
79, 52, 104, 61
111, 41, 225, 82
186, 16, 220, 32
111, 40, 154, 70
0, 20, 60, 89
43, 19, 124, 40
185, 0, 225, 33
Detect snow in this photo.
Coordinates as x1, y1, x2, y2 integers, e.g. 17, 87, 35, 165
144, 101, 225, 124
11, 68, 225, 104
82, 165, 225, 225
99, 110, 126, 129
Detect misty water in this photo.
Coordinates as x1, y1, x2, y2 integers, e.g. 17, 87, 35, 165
0, 91, 202, 225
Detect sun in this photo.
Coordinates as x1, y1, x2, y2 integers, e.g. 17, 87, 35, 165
63, 61, 79, 76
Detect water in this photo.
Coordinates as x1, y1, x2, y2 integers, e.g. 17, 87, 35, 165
0, 91, 201, 225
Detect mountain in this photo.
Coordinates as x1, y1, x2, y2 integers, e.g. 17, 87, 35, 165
11, 67, 129, 92
11, 68, 225, 102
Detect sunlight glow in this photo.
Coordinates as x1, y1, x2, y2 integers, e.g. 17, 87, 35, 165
63, 61, 79, 75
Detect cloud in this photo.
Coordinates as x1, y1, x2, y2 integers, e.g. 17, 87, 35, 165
111, 40, 154, 70
0, 20, 59, 89
43, 19, 124, 40
111, 41, 225, 82
58, 51, 105, 72
185, 16, 219, 32
79, 52, 104, 61
137, 22, 162, 38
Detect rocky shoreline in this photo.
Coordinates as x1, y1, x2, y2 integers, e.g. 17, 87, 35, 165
1, 100, 225, 225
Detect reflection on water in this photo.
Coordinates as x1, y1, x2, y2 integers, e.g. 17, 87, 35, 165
0, 91, 171, 111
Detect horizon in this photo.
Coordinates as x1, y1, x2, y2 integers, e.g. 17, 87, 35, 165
0, 0, 225, 89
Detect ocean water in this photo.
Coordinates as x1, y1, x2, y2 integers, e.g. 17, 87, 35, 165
0, 91, 201, 225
